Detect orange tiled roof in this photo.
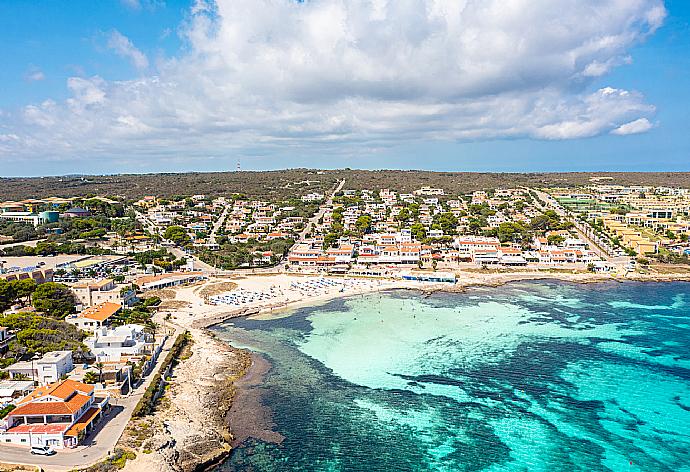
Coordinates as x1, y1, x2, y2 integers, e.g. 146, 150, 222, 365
65, 407, 101, 437
79, 302, 121, 322
19, 379, 94, 404
12, 393, 91, 416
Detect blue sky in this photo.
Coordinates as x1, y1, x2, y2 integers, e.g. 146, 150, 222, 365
0, 0, 688, 176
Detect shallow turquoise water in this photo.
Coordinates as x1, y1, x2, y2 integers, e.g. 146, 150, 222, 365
214, 281, 690, 471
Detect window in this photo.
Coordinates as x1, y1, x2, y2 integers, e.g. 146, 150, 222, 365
20, 438, 26, 443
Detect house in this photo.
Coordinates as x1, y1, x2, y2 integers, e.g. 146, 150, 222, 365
71, 279, 133, 308
134, 272, 205, 291
413, 187, 445, 196
65, 301, 122, 333
0, 379, 109, 449
288, 244, 320, 266
0, 268, 53, 285
0, 211, 59, 227
0, 380, 35, 404
4, 351, 74, 386
253, 251, 274, 265
84, 325, 155, 362
0, 327, 15, 355
63, 207, 91, 218
0, 380, 36, 405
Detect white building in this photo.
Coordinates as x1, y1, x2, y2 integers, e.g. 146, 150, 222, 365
4, 351, 74, 386
85, 325, 154, 362
0, 379, 109, 449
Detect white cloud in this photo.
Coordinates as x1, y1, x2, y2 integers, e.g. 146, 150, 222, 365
611, 117, 654, 135
24, 68, 45, 82
107, 30, 149, 70
120, 0, 164, 11
120, 0, 141, 10
1, 0, 665, 165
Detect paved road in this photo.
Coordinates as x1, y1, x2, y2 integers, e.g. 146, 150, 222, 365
0, 331, 179, 471
0, 239, 46, 249
133, 210, 159, 237
168, 246, 215, 272
297, 178, 345, 243
532, 190, 609, 258
209, 197, 229, 245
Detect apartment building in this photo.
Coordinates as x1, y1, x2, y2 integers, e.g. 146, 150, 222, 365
65, 302, 122, 333
71, 279, 133, 308
0, 379, 109, 449
4, 351, 74, 386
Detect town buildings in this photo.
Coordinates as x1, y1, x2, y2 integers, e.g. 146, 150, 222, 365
65, 301, 122, 333
5, 351, 74, 386
85, 325, 156, 362
70, 279, 134, 309
0, 379, 109, 449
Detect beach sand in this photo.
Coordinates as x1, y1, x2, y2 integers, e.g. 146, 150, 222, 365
120, 268, 690, 471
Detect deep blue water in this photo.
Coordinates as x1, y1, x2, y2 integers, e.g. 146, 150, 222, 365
213, 281, 690, 471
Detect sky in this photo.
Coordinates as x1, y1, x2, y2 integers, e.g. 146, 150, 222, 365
0, 0, 688, 176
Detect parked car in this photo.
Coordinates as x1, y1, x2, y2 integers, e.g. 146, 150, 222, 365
30, 445, 56, 456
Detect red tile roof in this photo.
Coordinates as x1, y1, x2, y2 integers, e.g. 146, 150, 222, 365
7, 423, 71, 434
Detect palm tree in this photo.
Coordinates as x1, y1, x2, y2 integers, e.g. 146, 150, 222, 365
144, 323, 157, 342
95, 362, 104, 384
83, 371, 98, 384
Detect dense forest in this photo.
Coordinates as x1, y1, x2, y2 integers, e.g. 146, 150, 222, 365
2, 170, 690, 201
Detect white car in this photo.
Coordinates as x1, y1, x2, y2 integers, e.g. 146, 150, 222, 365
30, 445, 56, 456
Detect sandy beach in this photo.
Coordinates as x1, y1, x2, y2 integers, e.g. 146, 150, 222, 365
153, 269, 690, 331
117, 268, 690, 472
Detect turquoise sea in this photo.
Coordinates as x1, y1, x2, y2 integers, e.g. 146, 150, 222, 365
213, 281, 690, 471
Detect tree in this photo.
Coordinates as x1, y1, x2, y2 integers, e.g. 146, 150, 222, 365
14, 279, 37, 306
83, 371, 98, 384
496, 222, 529, 244
468, 218, 485, 236
95, 362, 105, 383
410, 223, 426, 241
434, 212, 458, 235
323, 232, 340, 249
395, 208, 411, 222
0, 279, 18, 312
32, 283, 77, 319
355, 215, 373, 234
163, 226, 191, 246
547, 234, 566, 246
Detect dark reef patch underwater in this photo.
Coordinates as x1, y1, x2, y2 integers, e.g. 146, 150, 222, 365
213, 281, 690, 472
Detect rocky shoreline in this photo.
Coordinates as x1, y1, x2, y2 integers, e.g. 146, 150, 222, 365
121, 271, 690, 472
121, 328, 252, 472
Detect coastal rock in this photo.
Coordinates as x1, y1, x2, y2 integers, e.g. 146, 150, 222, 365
122, 328, 251, 472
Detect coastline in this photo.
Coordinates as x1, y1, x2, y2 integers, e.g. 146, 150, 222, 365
120, 328, 252, 472
124, 269, 690, 472
189, 269, 690, 329
223, 351, 284, 448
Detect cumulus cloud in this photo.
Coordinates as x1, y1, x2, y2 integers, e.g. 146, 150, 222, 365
611, 117, 654, 135
1, 0, 666, 165
107, 30, 149, 70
